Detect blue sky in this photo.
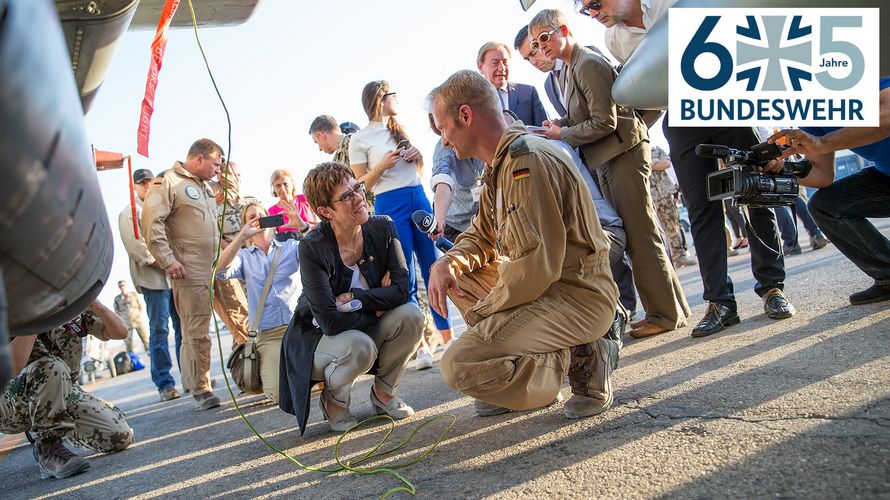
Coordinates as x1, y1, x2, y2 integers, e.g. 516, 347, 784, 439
87, 0, 669, 305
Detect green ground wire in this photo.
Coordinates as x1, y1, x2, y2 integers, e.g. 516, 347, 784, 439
183, 1, 456, 496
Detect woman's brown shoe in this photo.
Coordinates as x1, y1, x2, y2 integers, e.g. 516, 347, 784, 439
628, 321, 670, 339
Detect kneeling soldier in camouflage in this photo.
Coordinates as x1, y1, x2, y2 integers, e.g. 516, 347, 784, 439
1, 300, 134, 479
427, 70, 621, 419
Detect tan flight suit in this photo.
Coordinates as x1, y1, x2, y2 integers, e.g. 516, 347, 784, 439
440, 123, 619, 411
142, 161, 218, 395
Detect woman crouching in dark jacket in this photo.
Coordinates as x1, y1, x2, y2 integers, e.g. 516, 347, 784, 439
279, 162, 424, 434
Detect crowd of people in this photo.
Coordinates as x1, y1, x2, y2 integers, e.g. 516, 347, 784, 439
3, 0, 888, 481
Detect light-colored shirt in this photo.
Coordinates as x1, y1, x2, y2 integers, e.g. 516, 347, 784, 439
347, 264, 369, 290
348, 121, 420, 195
431, 140, 485, 232
218, 238, 301, 331
605, 0, 674, 64
118, 199, 171, 292
552, 140, 623, 230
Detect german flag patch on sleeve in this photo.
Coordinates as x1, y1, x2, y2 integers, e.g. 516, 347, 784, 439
512, 167, 530, 180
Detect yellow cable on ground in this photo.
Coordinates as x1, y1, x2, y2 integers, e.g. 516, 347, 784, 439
184, 1, 455, 497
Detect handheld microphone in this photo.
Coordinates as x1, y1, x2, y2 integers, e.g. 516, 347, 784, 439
411, 210, 453, 252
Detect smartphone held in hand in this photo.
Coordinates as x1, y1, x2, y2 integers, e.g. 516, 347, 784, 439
258, 214, 285, 228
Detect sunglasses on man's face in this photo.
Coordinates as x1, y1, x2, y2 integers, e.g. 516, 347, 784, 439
530, 25, 563, 51
331, 181, 366, 205
579, 0, 602, 16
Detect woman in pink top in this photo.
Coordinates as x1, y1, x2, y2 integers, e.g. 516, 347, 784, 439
269, 169, 317, 241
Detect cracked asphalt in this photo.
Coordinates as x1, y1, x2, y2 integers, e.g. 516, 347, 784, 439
1, 220, 888, 499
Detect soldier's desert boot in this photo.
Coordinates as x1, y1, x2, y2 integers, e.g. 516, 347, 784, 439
33, 437, 90, 479
564, 337, 618, 419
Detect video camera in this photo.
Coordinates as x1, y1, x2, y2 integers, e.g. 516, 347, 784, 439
697, 142, 812, 208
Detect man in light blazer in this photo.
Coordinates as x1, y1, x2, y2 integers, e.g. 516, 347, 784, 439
530, 9, 690, 339
477, 41, 548, 127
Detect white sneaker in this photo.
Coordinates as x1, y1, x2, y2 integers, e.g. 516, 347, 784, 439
414, 348, 434, 370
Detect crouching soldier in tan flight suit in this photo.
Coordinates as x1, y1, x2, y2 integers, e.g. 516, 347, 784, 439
142, 138, 224, 410
1, 301, 133, 479
427, 70, 621, 419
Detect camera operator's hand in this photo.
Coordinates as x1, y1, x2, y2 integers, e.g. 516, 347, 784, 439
768, 129, 826, 162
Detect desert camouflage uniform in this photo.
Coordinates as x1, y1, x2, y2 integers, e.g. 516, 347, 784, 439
0, 312, 134, 453
649, 146, 685, 264
113, 291, 150, 353
213, 194, 257, 345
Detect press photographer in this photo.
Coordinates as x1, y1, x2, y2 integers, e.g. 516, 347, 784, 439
763, 76, 890, 305
0, 300, 133, 479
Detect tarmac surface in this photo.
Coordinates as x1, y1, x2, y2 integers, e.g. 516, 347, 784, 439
1, 221, 889, 499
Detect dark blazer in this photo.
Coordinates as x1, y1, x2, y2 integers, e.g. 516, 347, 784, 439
507, 82, 548, 127
544, 71, 567, 118
278, 215, 410, 435
557, 43, 648, 170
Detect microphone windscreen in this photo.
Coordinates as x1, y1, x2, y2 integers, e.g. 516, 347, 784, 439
411, 210, 435, 234
695, 144, 730, 159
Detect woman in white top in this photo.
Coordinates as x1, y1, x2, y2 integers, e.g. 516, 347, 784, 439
348, 80, 452, 360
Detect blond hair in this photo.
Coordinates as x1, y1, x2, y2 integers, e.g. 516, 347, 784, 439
529, 9, 571, 35
426, 70, 502, 121
239, 201, 268, 226
269, 169, 298, 198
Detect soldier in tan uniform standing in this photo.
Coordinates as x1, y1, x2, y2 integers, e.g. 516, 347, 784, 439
427, 70, 621, 419
142, 138, 223, 410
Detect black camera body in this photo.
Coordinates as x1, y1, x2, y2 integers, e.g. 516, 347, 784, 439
698, 142, 812, 208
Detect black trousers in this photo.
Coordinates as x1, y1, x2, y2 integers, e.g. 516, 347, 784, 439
662, 122, 786, 308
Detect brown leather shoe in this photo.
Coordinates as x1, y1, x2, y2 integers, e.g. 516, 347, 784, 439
630, 318, 648, 330
628, 320, 670, 339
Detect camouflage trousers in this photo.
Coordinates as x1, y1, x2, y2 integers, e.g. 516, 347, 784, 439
653, 195, 685, 264
124, 319, 150, 354
0, 356, 133, 453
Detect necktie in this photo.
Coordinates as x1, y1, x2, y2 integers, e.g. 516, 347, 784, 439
498, 88, 508, 110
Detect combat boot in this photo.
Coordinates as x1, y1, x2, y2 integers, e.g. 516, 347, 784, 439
33, 437, 90, 479
564, 337, 618, 419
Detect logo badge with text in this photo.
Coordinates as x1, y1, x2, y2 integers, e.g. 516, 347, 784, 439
668, 8, 879, 127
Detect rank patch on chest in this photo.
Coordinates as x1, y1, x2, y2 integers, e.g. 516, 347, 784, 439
512, 167, 530, 180
185, 186, 202, 200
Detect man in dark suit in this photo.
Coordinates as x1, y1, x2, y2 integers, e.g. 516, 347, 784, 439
531, 9, 690, 339
513, 26, 567, 118
476, 41, 548, 127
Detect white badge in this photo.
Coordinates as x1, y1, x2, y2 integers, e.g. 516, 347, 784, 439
185, 186, 201, 200
471, 184, 483, 203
